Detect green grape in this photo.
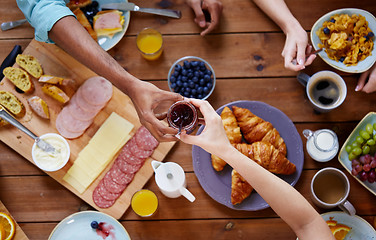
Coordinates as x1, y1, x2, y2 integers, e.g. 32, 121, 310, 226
348, 152, 356, 161
362, 145, 371, 155
356, 136, 364, 144
373, 123, 376, 131
366, 123, 374, 134
345, 145, 353, 153
352, 147, 362, 156
351, 141, 361, 148
367, 139, 376, 146
360, 130, 371, 140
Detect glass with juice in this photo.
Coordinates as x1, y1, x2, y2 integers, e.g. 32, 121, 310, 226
131, 189, 159, 217
136, 28, 163, 60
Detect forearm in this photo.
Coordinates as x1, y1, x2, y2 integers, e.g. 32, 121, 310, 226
218, 146, 333, 239
48, 16, 139, 96
252, 0, 301, 34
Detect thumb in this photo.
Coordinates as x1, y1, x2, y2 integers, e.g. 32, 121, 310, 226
356, 71, 369, 91
179, 131, 197, 145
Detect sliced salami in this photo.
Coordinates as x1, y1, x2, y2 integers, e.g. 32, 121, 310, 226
58, 107, 93, 133
135, 126, 159, 151
93, 187, 115, 209
103, 171, 126, 194
96, 180, 121, 201
55, 112, 84, 139
75, 87, 105, 113
115, 158, 141, 174
67, 95, 97, 121
80, 76, 113, 106
110, 167, 134, 186
120, 142, 145, 165
129, 137, 153, 159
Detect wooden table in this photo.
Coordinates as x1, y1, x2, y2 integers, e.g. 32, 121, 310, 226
1, 0, 376, 239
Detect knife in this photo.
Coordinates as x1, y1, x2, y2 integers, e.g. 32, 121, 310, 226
101, 2, 181, 19
0, 45, 22, 81
0, 108, 56, 153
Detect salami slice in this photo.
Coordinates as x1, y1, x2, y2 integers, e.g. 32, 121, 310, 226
55, 112, 84, 139
103, 171, 126, 194
75, 87, 105, 113
93, 187, 115, 209
115, 158, 141, 174
110, 167, 134, 186
67, 95, 97, 121
96, 180, 121, 201
129, 137, 153, 159
120, 142, 145, 165
135, 126, 159, 151
80, 76, 113, 106
58, 107, 93, 133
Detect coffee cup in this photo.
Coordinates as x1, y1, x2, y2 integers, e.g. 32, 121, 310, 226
310, 167, 356, 215
297, 71, 347, 112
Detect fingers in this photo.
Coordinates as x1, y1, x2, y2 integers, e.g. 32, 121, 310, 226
296, 42, 306, 66
186, 99, 216, 118
155, 112, 167, 120
305, 54, 316, 66
190, 1, 206, 28
158, 91, 183, 103
200, 2, 222, 36
361, 72, 376, 93
142, 112, 178, 141
179, 130, 197, 145
356, 71, 369, 92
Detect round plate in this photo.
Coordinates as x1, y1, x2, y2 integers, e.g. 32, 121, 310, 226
311, 8, 376, 73
98, 0, 131, 51
321, 211, 376, 239
48, 211, 131, 240
192, 100, 304, 211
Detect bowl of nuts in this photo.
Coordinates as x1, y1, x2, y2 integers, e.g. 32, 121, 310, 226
167, 56, 216, 100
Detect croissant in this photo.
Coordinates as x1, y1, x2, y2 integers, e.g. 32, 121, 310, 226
211, 107, 242, 171
231, 169, 253, 205
233, 142, 296, 175
73, 8, 98, 42
232, 106, 287, 156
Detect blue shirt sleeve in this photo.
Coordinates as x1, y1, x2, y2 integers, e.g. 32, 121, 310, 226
16, 0, 75, 43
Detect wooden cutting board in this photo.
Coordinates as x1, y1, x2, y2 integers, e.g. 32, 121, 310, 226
0, 40, 175, 219
0, 200, 29, 240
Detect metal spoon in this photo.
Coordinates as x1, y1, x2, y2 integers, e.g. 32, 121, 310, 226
0, 108, 55, 153
1, 19, 27, 31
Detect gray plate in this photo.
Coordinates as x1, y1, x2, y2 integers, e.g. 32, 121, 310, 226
192, 100, 304, 211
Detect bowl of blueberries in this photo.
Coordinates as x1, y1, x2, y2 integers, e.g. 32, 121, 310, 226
168, 56, 215, 100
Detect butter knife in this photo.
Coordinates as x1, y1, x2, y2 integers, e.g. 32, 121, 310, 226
101, 2, 181, 19
0, 108, 55, 153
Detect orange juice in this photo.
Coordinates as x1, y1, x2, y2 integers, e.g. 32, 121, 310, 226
131, 189, 158, 217
136, 28, 163, 60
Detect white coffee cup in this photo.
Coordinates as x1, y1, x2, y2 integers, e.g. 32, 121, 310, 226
297, 71, 347, 112
311, 167, 356, 215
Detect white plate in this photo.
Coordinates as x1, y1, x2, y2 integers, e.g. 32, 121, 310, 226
311, 8, 376, 73
321, 211, 376, 239
338, 112, 376, 196
48, 211, 131, 240
97, 0, 131, 51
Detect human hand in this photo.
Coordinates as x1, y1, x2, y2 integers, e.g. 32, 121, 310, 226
127, 80, 183, 141
179, 99, 231, 155
185, 0, 223, 36
356, 64, 376, 93
282, 25, 316, 71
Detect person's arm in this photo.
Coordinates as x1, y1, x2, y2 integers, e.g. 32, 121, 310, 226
252, 0, 316, 71
185, 0, 223, 36
356, 64, 376, 93
179, 99, 334, 240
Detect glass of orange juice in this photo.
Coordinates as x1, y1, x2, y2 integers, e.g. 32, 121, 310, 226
136, 28, 163, 60
131, 189, 159, 217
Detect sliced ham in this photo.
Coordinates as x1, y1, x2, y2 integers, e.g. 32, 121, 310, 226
94, 12, 122, 31
58, 107, 93, 133
80, 76, 113, 106
67, 95, 97, 121
55, 112, 85, 139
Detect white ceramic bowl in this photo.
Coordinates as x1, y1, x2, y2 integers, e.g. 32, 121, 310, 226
167, 56, 216, 100
311, 8, 376, 73
32, 133, 70, 172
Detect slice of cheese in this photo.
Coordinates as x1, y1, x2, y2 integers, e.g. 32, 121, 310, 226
63, 112, 134, 193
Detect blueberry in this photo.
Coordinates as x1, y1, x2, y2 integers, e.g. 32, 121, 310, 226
189, 94, 195, 98
174, 86, 181, 92
176, 80, 183, 87
173, 71, 180, 77
204, 74, 211, 82
91, 221, 99, 229
194, 83, 199, 89
197, 87, 203, 94
368, 32, 375, 38
187, 72, 193, 79
191, 89, 197, 95
188, 81, 195, 88
365, 36, 370, 41
91, 1, 99, 8
184, 91, 190, 97
323, 27, 330, 35
175, 64, 182, 72
339, 57, 345, 62
170, 83, 177, 89
191, 61, 198, 67
180, 87, 185, 92
199, 79, 206, 86
170, 76, 176, 83
199, 71, 204, 78
359, 49, 363, 53
179, 89, 185, 95
198, 94, 203, 99
177, 75, 182, 81
183, 82, 189, 88
200, 66, 207, 71
181, 69, 187, 76
205, 70, 212, 76
329, 18, 336, 23
183, 61, 191, 69
199, 61, 205, 68
185, 87, 191, 93
203, 86, 209, 93
182, 76, 188, 82
194, 71, 200, 78
206, 82, 213, 89
192, 76, 199, 83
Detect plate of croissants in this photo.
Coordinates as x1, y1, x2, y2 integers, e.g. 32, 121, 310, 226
192, 100, 304, 211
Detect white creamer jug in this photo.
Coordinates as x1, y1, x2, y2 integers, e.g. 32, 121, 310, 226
151, 160, 195, 202
303, 129, 339, 162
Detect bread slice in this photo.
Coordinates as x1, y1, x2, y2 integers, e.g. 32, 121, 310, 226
0, 91, 26, 118
2, 67, 34, 93
0, 106, 9, 127
16, 54, 43, 78
28, 96, 50, 119
42, 84, 70, 103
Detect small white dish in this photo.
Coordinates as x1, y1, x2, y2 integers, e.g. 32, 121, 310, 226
48, 211, 131, 240
32, 133, 70, 172
311, 8, 376, 73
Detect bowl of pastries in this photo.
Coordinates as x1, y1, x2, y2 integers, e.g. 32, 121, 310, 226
311, 8, 376, 73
